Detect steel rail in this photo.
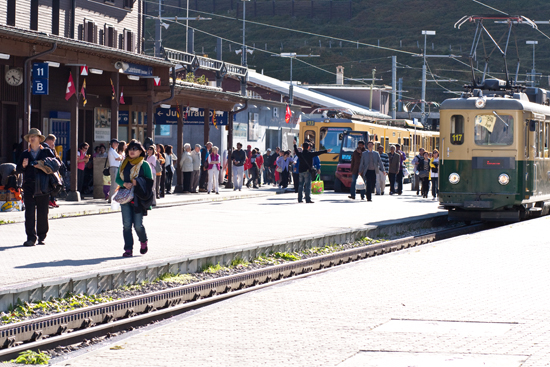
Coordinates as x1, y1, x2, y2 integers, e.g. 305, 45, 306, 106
0, 223, 488, 361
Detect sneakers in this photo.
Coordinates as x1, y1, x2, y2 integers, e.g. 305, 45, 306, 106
140, 241, 148, 255
37, 239, 46, 245
23, 240, 36, 247
48, 201, 55, 209
122, 250, 133, 257
348, 195, 355, 200
306, 200, 314, 204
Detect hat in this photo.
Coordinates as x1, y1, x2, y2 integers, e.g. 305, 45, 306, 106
267, 148, 272, 151
110, 138, 119, 145
24, 128, 45, 143
247, 145, 251, 149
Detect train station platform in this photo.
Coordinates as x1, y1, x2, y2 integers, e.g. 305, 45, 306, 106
62, 216, 550, 367
0, 189, 445, 310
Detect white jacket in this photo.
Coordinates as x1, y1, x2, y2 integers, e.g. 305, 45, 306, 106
191, 150, 201, 170
180, 151, 193, 172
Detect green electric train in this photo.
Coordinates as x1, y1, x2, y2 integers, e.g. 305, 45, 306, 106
439, 79, 550, 222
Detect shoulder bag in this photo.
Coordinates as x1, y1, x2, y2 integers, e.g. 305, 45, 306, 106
103, 158, 110, 176
113, 186, 134, 204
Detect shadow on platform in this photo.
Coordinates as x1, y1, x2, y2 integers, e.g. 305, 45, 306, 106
15, 256, 123, 269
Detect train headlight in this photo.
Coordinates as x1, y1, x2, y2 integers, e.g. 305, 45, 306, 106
449, 173, 460, 184
475, 97, 486, 109
498, 173, 510, 185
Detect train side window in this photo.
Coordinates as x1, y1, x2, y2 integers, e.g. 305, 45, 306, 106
451, 115, 464, 145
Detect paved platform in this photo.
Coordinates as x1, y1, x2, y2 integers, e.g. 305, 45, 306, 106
0, 189, 442, 292
60, 217, 550, 367
0, 186, 277, 224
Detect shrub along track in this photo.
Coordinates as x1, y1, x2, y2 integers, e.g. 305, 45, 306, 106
0, 223, 488, 362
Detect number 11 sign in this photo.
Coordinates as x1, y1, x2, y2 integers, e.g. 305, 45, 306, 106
32, 63, 49, 95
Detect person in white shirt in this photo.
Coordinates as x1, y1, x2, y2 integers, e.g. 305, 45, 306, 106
190, 144, 201, 193
107, 139, 123, 203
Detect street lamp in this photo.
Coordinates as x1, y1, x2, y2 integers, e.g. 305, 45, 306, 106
272, 53, 320, 105
421, 30, 435, 125
526, 40, 538, 87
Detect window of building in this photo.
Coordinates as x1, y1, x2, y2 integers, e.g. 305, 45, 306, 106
104, 24, 117, 48
474, 114, 514, 146
154, 125, 171, 137
30, 0, 39, 30
450, 115, 464, 145
122, 29, 134, 52
7, 0, 16, 26
303, 130, 316, 150
52, 0, 60, 35
80, 19, 97, 43
123, 0, 134, 9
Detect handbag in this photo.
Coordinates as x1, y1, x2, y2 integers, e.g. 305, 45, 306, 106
311, 174, 324, 194
419, 170, 430, 179
276, 166, 283, 173
113, 186, 134, 204
102, 158, 110, 177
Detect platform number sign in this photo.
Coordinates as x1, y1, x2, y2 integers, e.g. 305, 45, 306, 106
32, 63, 49, 95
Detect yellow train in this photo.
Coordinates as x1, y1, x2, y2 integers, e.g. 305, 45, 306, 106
300, 108, 440, 190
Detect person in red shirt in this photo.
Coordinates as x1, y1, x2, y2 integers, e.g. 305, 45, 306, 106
254, 148, 264, 187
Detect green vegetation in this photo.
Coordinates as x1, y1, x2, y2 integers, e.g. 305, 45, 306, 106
273, 252, 301, 261
182, 72, 209, 85
10, 350, 50, 365
152, 0, 550, 108
230, 258, 250, 267
201, 263, 230, 274
154, 273, 196, 284
1, 294, 114, 325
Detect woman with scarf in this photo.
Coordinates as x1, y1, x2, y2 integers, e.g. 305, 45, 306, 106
115, 140, 154, 257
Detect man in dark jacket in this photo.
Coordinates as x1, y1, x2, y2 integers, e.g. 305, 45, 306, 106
15, 128, 57, 246
349, 140, 366, 200
231, 143, 246, 191
294, 142, 331, 203
388, 145, 401, 195
262, 149, 273, 185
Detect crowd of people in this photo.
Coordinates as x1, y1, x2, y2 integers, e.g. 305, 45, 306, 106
7, 130, 440, 256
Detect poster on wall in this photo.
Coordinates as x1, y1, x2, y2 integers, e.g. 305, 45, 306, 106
248, 112, 259, 141
94, 107, 111, 141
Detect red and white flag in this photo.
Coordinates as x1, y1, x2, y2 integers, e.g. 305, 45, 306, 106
153, 77, 161, 86
285, 104, 292, 123
65, 72, 76, 100
80, 66, 88, 76
119, 87, 125, 105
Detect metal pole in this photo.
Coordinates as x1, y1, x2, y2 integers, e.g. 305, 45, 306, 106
421, 33, 427, 125
154, 0, 162, 57
369, 68, 376, 111
398, 77, 403, 113
289, 57, 293, 105
532, 43, 536, 87
186, 0, 189, 53
391, 56, 396, 119
242, 1, 247, 67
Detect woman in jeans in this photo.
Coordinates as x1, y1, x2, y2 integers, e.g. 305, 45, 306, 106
430, 149, 439, 200
115, 140, 154, 257
156, 144, 166, 198
164, 145, 177, 194
146, 145, 157, 205
180, 143, 193, 193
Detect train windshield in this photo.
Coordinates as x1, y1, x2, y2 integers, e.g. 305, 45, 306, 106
474, 114, 514, 146
340, 132, 366, 162
320, 127, 351, 154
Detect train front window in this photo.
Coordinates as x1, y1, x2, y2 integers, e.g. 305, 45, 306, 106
474, 114, 514, 146
450, 115, 464, 145
340, 133, 364, 162
320, 127, 351, 154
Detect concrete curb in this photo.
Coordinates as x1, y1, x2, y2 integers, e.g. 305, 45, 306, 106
0, 190, 280, 225
0, 212, 447, 312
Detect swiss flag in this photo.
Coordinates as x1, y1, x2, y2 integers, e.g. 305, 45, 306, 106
119, 86, 125, 105
285, 104, 292, 123
153, 77, 161, 86
65, 72, 76, 100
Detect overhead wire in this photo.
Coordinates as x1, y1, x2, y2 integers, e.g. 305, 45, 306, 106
142, 0, 420, 56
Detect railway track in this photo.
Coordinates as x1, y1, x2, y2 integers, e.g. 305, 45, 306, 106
0, 223, 488, 362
